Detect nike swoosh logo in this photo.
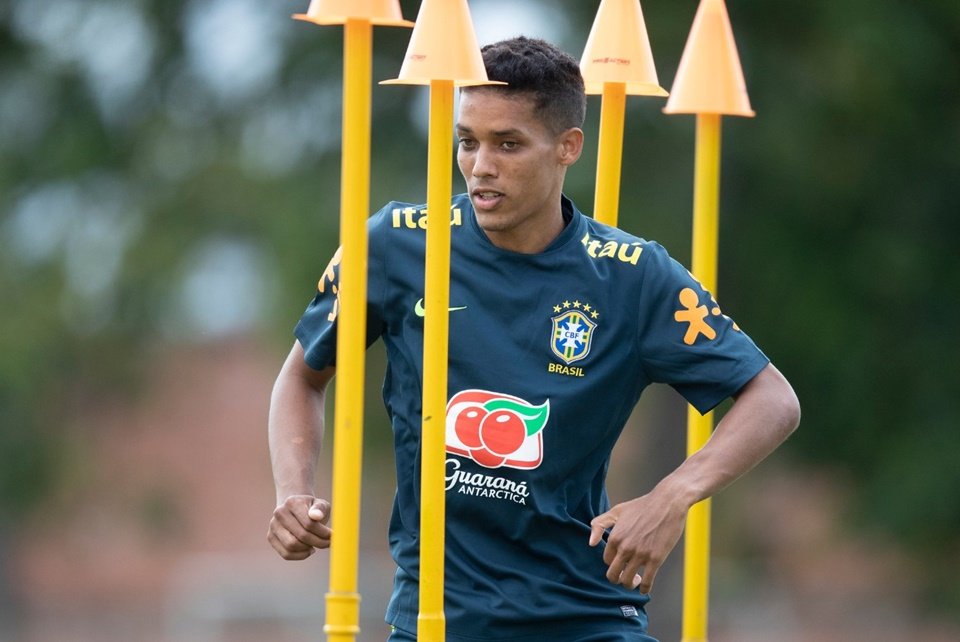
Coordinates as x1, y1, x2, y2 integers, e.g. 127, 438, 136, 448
414, 298, 468, 317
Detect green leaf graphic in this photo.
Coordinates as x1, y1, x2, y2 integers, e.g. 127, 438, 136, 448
483, 398, 550, 436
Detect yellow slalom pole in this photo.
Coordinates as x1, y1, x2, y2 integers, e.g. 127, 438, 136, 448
380, 2, 499, 638
580, 0, 668, 227
418, 78, 455, 642
681, 112, 721, 642
593, 82, 627, 227
664, 1, 754, 636
325, 18, 372, 642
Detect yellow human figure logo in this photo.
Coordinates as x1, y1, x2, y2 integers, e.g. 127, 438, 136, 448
318, 246, 343, 293
674, 287, 717, 345
317, 246, 343, 323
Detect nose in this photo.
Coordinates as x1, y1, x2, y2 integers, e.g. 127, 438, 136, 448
471, 144, 497, 178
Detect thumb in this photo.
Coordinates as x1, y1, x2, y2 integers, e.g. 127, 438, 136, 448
589, 511, 616, 547
308, 498, 330, 522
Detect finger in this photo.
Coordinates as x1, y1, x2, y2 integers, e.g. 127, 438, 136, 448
588, 512, 616, 547
270, 520, 315, 552
267, 526, 315, 560
291, 500, 331, 540
588, 522, 607, 547
621, 555, 646, 590
605, 561, 621, 585
590, 513, 613, 546
637, 561, 660, 594
602, 530, 627, 565
277, 510, 331, 548
308, 499, 330, 523
298, 514, 333, 543
605, 549, 631, 584
269, 533, 311, 559
606, 546, 644, 589
273, 542, 313, 560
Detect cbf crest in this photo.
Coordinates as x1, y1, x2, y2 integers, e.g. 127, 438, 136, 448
550, 304, 598, 364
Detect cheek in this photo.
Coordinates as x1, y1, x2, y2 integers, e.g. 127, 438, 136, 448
516, 148, 555, 180
516, 162, 553, 192
457, 150, 472, 176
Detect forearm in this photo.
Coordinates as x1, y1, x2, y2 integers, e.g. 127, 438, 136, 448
269, 383, 322, 501
268, 345, 333, 503
656, 363, 801, 508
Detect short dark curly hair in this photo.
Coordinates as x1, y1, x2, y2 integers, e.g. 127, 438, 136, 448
464, 36, 586, 136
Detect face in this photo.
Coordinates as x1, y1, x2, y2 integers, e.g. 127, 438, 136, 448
456, 90, 583, 254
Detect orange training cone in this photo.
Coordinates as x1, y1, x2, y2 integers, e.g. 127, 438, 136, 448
663, 0, 753, 116
293, 0, 413, 27
381, 0, 504, 86
580, 0, 667, 96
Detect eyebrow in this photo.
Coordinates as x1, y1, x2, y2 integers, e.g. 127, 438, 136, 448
455, 124, 524, 137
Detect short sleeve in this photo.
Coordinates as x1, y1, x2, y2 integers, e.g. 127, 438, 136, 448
294, 209, 388, 371
635, 243, 769, 414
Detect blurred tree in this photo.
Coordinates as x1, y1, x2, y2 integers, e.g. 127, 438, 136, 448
0, 0, 957, 614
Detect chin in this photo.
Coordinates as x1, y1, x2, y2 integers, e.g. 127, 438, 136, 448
475, 213, 510, 234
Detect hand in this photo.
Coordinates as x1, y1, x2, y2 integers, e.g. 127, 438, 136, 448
268, 495, 332, 560
588, 489, 688, 594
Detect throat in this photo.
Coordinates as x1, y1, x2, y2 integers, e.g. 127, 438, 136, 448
480, 210, 568, 254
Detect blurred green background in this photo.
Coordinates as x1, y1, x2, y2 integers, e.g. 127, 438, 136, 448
1, 1, 958, 640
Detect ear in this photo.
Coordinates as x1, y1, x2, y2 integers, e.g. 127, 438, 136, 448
557, 127, 584, 167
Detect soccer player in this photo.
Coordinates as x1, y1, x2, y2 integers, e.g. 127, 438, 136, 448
267, 36, 800, 641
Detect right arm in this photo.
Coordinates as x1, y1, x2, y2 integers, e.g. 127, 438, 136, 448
267, 340, 336, 560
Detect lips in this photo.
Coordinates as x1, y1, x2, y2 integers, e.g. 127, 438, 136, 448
471, 188, 504, 210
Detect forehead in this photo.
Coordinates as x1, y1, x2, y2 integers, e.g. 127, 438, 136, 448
456, 89, 549, 137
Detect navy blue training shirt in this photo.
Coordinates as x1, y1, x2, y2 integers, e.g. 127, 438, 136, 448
295, 194, 769, 641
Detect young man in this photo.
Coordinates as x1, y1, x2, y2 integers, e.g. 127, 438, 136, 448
268, 37, 800, 641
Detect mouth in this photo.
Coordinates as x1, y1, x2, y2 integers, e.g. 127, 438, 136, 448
471, 189, 504, 210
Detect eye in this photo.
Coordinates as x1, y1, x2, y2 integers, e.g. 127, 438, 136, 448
458, 138, 477, 150
501, 140, 519, 151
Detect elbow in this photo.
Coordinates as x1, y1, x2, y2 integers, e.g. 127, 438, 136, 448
752, 363, 801, 440
784, 389, 801, 437
776, 379, 801, 440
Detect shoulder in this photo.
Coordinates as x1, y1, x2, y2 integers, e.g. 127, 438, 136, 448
366, 196, 474, 269
369, 194, 471, 235
366, 200, 426, 263
368, 200, 425, 235
577, 216, 664, 269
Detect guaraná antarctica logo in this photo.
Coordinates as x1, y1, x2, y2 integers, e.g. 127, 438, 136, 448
445, 389, 550, 470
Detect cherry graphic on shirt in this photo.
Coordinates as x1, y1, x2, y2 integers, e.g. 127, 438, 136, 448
469, 447, 506, 468
453, 405, 487, 449
479, 410, 526, 456
446, 390, 551, 469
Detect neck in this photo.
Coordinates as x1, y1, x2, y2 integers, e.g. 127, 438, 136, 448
487, 196, 568, 254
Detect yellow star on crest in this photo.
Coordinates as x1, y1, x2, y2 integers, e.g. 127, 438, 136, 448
553, 305, 562, 313
591, 310, 599, 319
562, 300, 571, 308
572, 300, 582, 309
583, 303, 592, 312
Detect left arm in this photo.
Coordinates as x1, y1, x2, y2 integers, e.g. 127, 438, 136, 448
588, 362, 800, 592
